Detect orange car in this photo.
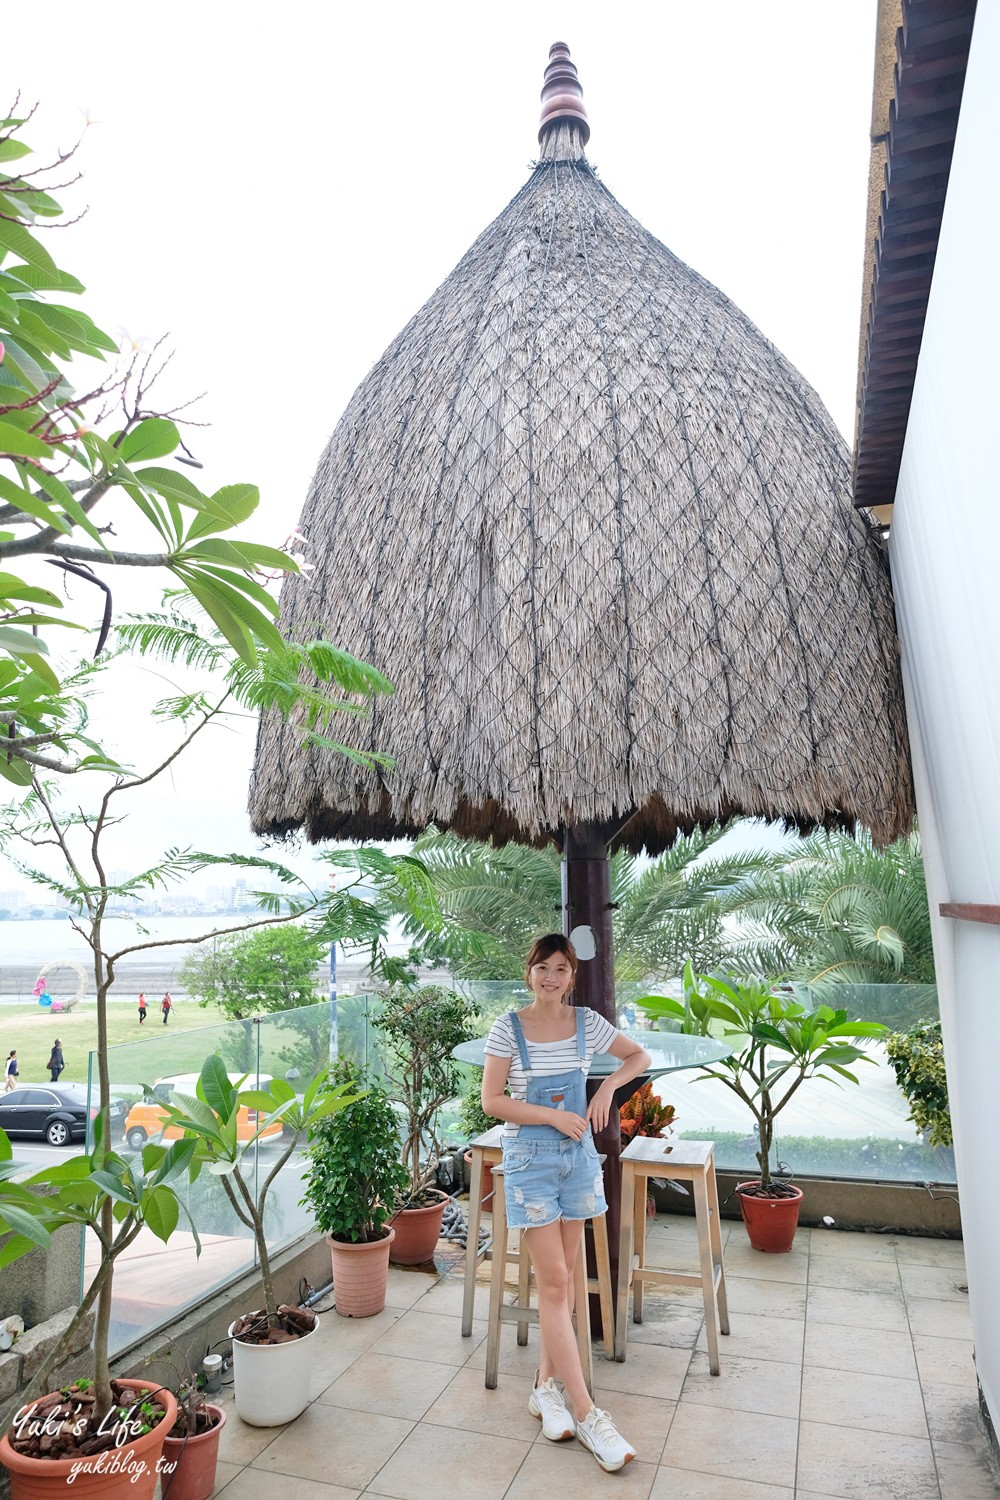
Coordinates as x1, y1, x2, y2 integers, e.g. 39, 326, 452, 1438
123, 1072, 285, 1151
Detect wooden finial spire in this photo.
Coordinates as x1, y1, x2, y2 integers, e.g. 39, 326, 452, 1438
538, 41, 590, 147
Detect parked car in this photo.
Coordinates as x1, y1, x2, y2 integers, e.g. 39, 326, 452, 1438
123, 1071, 285, 1151
0, 1085, 127, 1147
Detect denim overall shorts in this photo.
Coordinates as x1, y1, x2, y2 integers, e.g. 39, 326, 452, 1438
501, 1007, 608, 1230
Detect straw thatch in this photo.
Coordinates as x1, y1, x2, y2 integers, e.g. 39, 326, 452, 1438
250, 49, 913, 855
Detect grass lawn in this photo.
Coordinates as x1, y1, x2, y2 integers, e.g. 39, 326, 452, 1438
1, 1001, 230, 1089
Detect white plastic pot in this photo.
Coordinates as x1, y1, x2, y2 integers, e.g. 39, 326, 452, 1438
227, 1315, 318, 1426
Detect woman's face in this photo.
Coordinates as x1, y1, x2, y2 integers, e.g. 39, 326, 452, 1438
528, 951, 575, 1002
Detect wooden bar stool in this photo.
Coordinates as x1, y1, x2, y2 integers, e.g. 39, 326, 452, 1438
462, 1124, 505, 1337
616, 1137, 730, 1374
484, 1160, 616, 1390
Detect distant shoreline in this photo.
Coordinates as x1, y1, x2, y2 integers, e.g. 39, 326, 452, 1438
0, 954, 386, 1005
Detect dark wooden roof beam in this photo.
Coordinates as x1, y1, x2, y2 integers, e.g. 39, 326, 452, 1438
898, 49, 974, 85
863, 364, 925, 392
874, 248, 938, 281
882, 174, 950, 212
871, 278, 935, 309
856, 429, 910, 453
863, 354, 924, 380
875, 228, 943, 263
905, 6, 977, 50
886, 145, 955, 185
889, 111, 962, 155
862, 380, 921, 406
879, 198, 952, 231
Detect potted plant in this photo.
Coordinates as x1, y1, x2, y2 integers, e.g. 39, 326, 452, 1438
618, 1081, 677, 1144
372, 984, 477, 1264
0, 1123, 195, 1500
639, 964, 887, 1252
619, 1083, 678, 1218
300, 1061, 408, 1317
156, 1342, 226, 1500
159, 1055, 360, 1425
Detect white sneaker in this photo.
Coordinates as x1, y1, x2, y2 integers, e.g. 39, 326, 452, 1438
576, 1406, 637, 1471
528, 1374, 576, 1441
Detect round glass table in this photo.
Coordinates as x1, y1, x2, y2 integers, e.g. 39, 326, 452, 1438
452, 1030, 732, 1076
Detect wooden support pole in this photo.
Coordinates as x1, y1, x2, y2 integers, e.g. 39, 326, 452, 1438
562, 822, 623, 1329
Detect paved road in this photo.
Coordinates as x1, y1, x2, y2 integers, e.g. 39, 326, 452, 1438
9, 1135, 300, 1169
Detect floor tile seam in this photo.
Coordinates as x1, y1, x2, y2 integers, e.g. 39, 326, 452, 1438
799, 1359, 922, 1388
494, 1416, 545, 1500
308, 1409, 420, 1499
793, 1240, 808, 1500
796, 1405, 932, 1441
897, 1244, 947, 1500
668, 1393, 800, 1431
900, 1287, 974, 1308
796, 1414, 936, 1451
366, 1353, 483, 1374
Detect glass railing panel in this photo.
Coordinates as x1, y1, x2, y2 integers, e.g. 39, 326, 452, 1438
643, 982, 954, 1184
88, 1013, 266, 1354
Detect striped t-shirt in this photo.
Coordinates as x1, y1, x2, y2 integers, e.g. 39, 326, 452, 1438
484, 1008, 620, 1137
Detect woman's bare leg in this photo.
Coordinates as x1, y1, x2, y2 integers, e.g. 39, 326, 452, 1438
525, 1219, 591, 1421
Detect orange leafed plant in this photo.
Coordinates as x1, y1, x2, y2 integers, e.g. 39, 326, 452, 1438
619, 1082, 677, 1141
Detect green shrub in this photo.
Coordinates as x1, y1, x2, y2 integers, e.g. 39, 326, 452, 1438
885, 1020, 952, 1148
457, 1078, 500, 1139
301, 1060, 408, 1243
373, 984, 477, 1202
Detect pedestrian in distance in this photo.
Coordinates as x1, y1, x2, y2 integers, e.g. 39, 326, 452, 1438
161, 992, 172, 1025
47, 1039, 64, 1084
138, 993, 147, 1025
3, 1050, 18, 1093
481, 933, 651, 1473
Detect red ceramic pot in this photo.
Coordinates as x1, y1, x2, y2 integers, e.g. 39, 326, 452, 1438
736, 1181, 803, 1253
159, 1404, 225, 1500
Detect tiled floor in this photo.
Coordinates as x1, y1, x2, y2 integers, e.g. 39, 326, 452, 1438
209, 1217, 999, 1500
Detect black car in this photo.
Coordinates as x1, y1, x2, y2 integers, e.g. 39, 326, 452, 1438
0, 1085, 127, 1148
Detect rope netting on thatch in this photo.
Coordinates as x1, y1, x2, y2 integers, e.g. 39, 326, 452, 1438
251, 109, 912, 854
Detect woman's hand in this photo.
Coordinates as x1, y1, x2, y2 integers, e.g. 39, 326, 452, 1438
586, 1080, 617, 1133
549, 1108, 589, 1141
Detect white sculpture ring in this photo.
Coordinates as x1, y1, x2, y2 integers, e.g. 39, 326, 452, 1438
34, 960, 88, 1012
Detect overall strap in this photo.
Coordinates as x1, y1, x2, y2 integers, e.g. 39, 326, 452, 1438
507, 1011, 532, 1075
575, 1004, 587, 1062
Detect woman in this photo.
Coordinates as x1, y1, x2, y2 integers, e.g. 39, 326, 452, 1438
47, 1039, 64, 1084
161, 992, 172, 1025
137, 993, 147, 1025
482, 933, 650, 1473
3, 1051, 17, 1093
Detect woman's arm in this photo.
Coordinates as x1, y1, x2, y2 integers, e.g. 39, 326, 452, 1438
586, 1032, 652, 1132
481, 1053, 588, 1140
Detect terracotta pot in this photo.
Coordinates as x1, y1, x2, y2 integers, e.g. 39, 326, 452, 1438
328, 1228, 394, 1317
159, 1404, 225, 1500
736, 1181, 803, 1253
0, 1379, 177, 1500
388, 1189, 448, 1265
462, 1151, 495, 1213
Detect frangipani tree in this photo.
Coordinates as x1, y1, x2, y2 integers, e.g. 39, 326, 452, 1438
639, 964, 888, 1192
0, 601, 396, 1425
0, 102, 307, 782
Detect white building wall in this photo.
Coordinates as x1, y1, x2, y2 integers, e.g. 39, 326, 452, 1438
888, 0, 1000, 1427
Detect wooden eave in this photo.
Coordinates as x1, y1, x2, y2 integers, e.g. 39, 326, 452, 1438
852, 0, 977, 514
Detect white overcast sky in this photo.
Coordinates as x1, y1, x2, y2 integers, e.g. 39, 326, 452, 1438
4, 0, 876, 884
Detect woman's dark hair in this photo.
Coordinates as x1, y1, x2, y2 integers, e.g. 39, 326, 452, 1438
524, 933, 579, 988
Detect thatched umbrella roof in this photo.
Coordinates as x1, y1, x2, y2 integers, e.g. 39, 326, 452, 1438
251, 43, 913, 855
